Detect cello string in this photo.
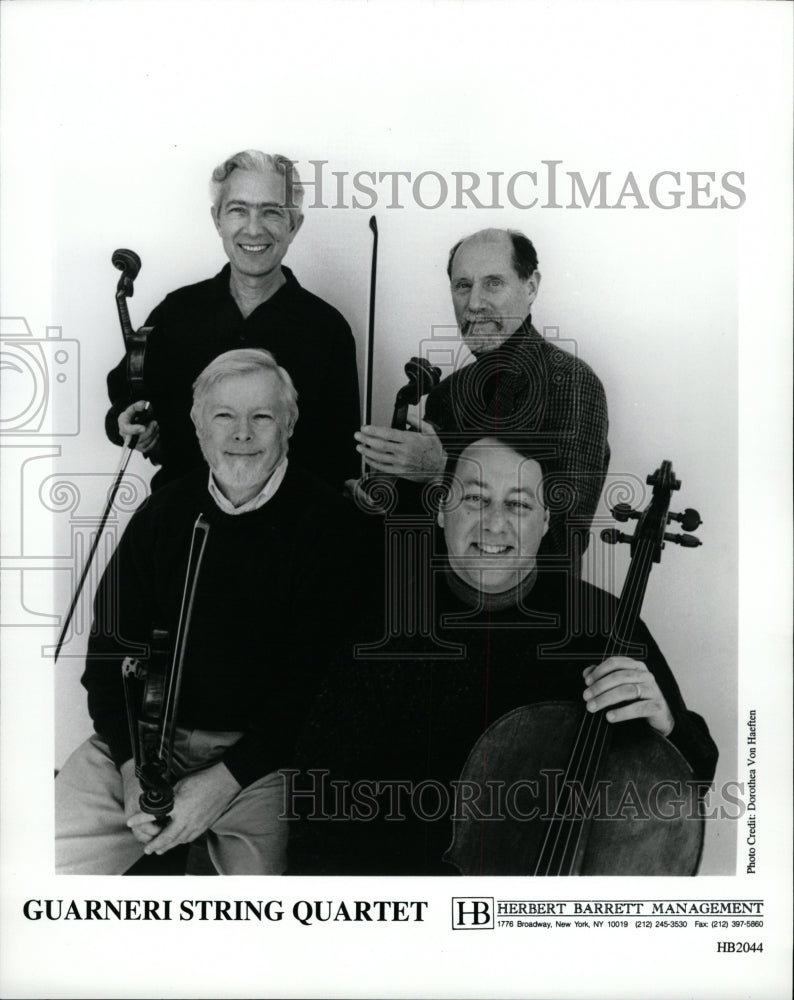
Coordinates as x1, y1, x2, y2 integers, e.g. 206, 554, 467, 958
533, 705, 600, 873
474, 592, 496, 875
559, 538, 656, 873
535, 699, 602, 873
537, 474, 675, 874
536, 536, 656, 874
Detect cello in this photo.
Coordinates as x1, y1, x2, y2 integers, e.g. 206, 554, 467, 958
443, 460, 705, 875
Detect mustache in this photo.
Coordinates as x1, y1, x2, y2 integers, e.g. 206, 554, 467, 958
462, 314, 504, 336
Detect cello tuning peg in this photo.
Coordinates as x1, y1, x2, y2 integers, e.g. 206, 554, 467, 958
663, 532, 702, 548
601, 528, 632, 545
611, 503, 640, 522
668, 508, 702, 532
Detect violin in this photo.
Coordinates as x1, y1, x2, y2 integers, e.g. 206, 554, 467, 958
111, 248, 154, 433
121, 514, 210, 817
122, 628, 174, 818
54, 250, 155, 660
443, 460, 704, 875
391, 357, 442, 430
360, 216, 442, 480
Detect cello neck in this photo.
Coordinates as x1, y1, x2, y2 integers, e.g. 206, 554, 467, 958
603, 534, 656, 658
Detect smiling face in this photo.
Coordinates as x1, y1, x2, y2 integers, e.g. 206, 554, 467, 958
438, 439, 549, 594
192, 369, 292, 506
450, 231, 539, 355
211, 168, 303, 283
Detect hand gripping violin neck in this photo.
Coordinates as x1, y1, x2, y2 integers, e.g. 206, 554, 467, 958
54, 251, 155, 661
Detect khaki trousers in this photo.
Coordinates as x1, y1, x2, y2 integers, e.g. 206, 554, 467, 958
55, 729, 288, 875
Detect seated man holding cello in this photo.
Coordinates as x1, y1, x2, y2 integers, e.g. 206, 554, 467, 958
55, 348, 371, 875
289, 434, 718, 875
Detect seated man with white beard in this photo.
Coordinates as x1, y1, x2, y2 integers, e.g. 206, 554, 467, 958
56, 348, 367, 875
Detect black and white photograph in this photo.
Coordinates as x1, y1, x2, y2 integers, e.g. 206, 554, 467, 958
0, 1, 791, 997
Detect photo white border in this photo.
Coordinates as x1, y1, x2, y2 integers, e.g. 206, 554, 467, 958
1, 2, 791, 997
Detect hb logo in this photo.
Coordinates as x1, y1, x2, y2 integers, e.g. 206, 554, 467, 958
451, 897, 494, 930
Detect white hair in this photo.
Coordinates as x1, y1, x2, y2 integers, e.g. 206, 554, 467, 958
191, 348, 299, 432
210, 150, 304, 228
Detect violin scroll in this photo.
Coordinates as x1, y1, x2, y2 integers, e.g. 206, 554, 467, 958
137, 764, 175, 819
391, 357, 442, 430
122, 628, 174, 820
112, 247, 142, 284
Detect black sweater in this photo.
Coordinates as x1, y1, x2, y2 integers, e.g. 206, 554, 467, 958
105, 265, 360, 491
290, 568, 718, 874
83, 465, 374, 788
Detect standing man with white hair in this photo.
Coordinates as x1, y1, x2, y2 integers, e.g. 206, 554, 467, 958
58, 349, 369, 874
106, 150, 360, 491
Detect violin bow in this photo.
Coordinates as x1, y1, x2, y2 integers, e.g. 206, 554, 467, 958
361, 216, 378, 475
54, 250, 152, 661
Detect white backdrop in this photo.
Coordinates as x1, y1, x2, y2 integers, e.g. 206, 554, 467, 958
1, 2, 791, 998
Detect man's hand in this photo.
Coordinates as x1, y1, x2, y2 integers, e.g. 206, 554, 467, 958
343, 476, 397, 513
120, 759, 161, 845
354, 416, 446, 481
127, 762, 241, 856
118, 400, 159, 455
582, 656, 674, 736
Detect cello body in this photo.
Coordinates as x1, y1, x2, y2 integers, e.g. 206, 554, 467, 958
443, 702, 703, 875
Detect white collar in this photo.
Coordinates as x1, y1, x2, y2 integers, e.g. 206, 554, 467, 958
207, 457, 288, 515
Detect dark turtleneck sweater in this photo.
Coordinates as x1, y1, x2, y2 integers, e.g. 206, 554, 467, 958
289, 567, 717, 874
